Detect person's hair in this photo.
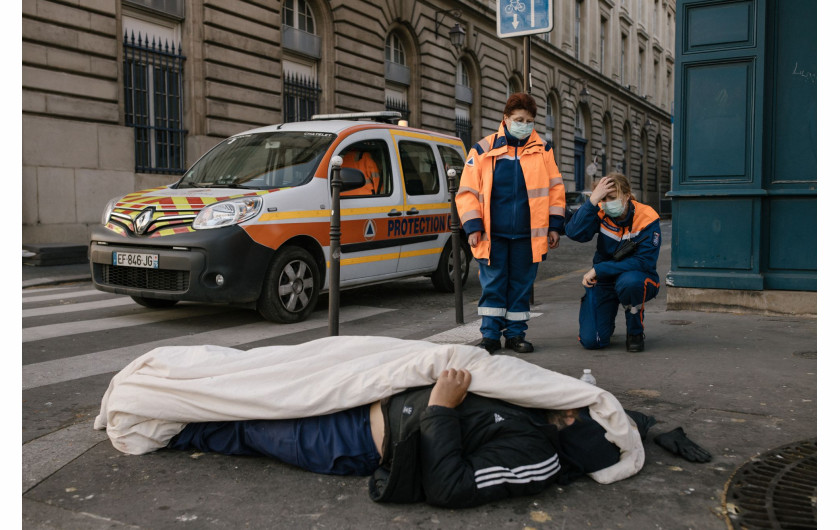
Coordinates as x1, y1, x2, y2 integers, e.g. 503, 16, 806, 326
503, 92, 537, 118
598, 172, 637, 202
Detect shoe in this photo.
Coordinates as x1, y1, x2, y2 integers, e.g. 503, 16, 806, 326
626, 333, 645, 352
505, 336, 534, 353
477, 338, 501, 354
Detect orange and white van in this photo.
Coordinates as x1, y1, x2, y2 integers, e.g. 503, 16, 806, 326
90, 112, 470, 323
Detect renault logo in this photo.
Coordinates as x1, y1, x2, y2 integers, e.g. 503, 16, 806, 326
134, 207, 155, 234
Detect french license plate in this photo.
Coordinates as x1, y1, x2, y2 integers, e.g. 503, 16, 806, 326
112, 251, 159, 269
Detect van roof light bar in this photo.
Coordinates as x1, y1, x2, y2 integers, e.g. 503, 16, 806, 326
310, 111, 403, 123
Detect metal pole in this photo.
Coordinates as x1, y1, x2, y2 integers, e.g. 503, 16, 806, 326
328, 156, 343, 336
447, 168, 464, 324
524, 36, 531, 93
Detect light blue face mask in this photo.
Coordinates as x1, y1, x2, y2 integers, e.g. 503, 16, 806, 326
507, 120, 534, 140
602, 198, 626, 218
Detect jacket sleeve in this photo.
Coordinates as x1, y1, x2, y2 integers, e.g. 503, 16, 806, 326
544, 147, 566, 233
455, 147, 484, 235
418, 406, 561, 508
594, 219, 661, 278
563, 199, 601, 242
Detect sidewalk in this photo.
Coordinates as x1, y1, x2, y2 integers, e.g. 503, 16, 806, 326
21, 255, 817, 529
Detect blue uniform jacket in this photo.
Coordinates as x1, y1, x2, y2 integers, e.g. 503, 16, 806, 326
564, 199, 661, 282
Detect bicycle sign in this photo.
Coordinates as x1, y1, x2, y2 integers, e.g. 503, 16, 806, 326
497, 0, 553, 38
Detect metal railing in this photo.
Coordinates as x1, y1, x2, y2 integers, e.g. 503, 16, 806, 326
455, 116, 472, 149
385, 97, 410, 120
284, 73, 321, 122
123, 32, 186, 175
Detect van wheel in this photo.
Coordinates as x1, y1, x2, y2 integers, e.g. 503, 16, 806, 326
130, 295, 178, 308
432, 237, 471, 293
258, 246, 321, 323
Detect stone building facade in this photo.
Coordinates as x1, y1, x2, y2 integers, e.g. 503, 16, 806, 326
22, 0, 675, 244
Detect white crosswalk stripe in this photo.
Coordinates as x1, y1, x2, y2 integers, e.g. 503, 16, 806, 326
23, 297, 141, 318
22, 288, 111, 303
23, 305, 229, 342
22, 305, 393, 390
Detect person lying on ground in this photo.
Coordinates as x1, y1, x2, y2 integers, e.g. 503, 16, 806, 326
167, 369, 709, 508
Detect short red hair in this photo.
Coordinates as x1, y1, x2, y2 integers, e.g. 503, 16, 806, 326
503, 92, 537, 118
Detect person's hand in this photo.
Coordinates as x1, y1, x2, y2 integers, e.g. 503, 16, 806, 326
428, 369, 472, 408
582, 267, 597, 287
548, 230, 560, 249
468, 232, 481, 248
590, 177, 616, 206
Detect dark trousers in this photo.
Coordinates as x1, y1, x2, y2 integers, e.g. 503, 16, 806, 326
168, 405, 380, 476
476, 236, 539, 340
578, 270, 659, 349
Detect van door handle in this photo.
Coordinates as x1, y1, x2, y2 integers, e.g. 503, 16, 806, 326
388, 209, 402, 217
406, 208, 420, 215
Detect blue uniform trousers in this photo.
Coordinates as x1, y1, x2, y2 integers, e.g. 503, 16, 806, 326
167, 404, 380, 476
477, 236, 539, 340
578, 270, 659, 349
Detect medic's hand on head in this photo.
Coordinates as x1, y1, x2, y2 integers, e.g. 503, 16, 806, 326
428, 369, 472, 409
590, 177, 616, 205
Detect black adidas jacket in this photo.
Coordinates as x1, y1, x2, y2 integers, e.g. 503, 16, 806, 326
368, 386, 588, 508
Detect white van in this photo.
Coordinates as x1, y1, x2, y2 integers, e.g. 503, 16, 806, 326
89, 112, 470, 323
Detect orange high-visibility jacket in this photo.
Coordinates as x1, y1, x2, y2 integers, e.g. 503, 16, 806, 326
456, 122, 566, 263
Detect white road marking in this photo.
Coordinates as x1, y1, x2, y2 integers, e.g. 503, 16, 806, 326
23, 297, 138, 318
22, 305, 393, 390
23, 305, 227, 342
22, 288, 111, 303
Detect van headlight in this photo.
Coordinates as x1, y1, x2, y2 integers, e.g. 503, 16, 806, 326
101, 197, 121, 225
193, 197, 263, 229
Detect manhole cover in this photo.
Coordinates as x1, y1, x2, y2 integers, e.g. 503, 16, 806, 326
663, 319, 692, 326
724, 439, 816, 529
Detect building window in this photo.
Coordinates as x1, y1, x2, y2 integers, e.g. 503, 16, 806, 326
385, 32, 405, 65
284, 0, 315, 34
284, 72, 321, 122
574, 0, 582, 60
455, 106, 471, 149
654, 0, 659, 34
621, 34, 627, 86
638, 47, 645, 95
653, 58, 659, 102
123, 31, 186, 174
600, 18, 606, 74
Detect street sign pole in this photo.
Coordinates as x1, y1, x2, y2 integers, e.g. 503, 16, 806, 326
524, 35, 531, 93
497, 0, 554, 86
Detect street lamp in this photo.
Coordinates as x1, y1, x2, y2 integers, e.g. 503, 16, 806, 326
449, 23, 466, 49
568, 78, 591, 106
435, 8, 465, 49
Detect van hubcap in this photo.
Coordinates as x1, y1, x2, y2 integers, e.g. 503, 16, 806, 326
277, 260, 314, 312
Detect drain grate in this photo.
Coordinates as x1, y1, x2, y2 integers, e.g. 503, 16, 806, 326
663, 319, 692, 326
724, 439, 816, 530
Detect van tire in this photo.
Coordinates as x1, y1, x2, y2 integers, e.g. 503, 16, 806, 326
431, 237, 471, 293
130, 296, 178, 308
258, 246, 321, 323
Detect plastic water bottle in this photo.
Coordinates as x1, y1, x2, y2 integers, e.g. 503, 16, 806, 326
580, 369, 596, 385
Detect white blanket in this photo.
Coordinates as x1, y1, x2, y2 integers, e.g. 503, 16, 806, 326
94, 336, 644, 484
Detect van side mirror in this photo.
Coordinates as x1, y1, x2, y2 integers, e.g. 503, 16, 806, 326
335, 168, 366, 191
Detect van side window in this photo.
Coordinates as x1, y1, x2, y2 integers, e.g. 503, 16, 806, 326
398, 142, 440, 196
437, 145, 465, 189
339, 140, 392, 197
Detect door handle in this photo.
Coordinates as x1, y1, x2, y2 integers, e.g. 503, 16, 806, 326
388, 209, 402, 217
406, 208, 420, 215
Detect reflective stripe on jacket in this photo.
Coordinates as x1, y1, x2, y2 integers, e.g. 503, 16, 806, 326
455, 121, 566, 263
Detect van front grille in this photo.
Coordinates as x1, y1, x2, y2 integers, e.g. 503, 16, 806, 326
95, 263, 189, 292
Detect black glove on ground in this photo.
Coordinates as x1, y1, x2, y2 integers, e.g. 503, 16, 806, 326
654, 427, 712, 463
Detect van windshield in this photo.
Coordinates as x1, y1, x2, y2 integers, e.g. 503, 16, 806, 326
176, 131, 336, 190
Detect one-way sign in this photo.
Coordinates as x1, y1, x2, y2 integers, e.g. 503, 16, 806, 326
497, 0, 553, 38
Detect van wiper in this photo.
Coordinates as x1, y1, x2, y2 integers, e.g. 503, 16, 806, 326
207, 183, 254, 189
